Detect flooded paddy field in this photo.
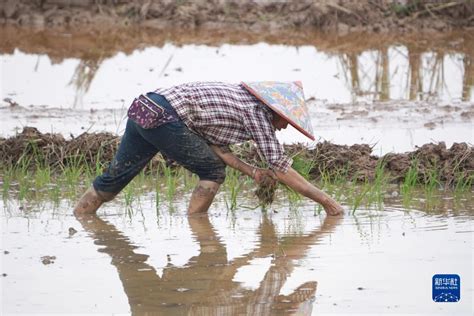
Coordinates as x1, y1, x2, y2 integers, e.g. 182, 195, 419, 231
1, 26, 473, 315
1, 28, 473, 153
1, 186, 473, 314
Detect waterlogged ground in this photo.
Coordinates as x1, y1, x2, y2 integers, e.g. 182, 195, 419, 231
1, 187, 473, 315
1, 28, 473, 154
1, 28, 473, 314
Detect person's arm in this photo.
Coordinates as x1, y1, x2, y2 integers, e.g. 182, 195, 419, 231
274, 167, 343, 216
210, 145, 276, 184
211, 145, 343, 216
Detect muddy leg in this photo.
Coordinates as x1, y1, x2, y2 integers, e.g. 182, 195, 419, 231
188, 180, 220, 215
74, 186, 116, 215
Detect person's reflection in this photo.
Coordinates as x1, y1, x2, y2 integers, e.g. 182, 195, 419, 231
75, 213, 341, 315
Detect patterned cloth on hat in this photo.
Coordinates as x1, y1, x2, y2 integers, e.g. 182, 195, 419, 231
154, 82, 292, 172
242, 81, 314, 140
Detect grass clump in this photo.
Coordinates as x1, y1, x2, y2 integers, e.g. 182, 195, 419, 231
454, 171, 473, 194
401, 159, 419, 197
225, 168, 242, 211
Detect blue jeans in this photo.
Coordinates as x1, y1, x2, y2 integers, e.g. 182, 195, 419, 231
93, 93, 226, 194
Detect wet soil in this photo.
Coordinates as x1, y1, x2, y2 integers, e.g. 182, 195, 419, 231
1, 127, 472, 188
2, 194, 473, 314
1, 0, 473, 34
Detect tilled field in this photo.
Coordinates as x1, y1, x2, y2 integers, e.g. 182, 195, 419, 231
1, 127, 472, 188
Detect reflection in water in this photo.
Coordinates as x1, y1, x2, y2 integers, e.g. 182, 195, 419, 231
67, 44, 473, 105
75, 213, 341, 315
69, 58, 103, 108
2, 193, 472, 314
2, 29, 472, 110
462, 54, 472, 101
338, 46, 471, 102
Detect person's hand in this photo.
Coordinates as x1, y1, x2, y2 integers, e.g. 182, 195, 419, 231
322, 197, 344, 216
253, 168, 277, 186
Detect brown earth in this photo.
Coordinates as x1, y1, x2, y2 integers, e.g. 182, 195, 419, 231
1, 127, 472, 188
1, 0, 473, 34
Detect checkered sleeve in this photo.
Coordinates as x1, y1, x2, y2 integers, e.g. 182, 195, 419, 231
241, 107, 293, 173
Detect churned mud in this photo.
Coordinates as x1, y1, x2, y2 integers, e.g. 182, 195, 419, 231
2, 192, 473, 314
1, 127, 472, 188
2, 3, 473, 314
1, 0, 473, 34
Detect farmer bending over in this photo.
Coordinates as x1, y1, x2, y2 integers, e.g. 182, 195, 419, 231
74, 82, 344, 216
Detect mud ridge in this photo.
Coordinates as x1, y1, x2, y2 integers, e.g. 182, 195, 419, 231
1, 127, 472, 188
1, 0, 473, 34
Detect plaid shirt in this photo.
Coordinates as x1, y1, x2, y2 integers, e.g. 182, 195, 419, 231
154, 82, 292, 172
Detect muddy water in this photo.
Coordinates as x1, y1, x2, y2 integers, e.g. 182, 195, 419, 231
1, 28, 473, 153
1, 28, 473, 314
1, 191, 473, 315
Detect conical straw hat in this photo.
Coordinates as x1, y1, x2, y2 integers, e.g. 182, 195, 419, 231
242, 81, 315, 141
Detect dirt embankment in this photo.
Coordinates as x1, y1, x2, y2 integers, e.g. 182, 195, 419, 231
1, 127, 472, 188
1, 0, 473, 34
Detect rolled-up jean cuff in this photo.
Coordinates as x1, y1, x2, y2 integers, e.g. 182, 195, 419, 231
196, 170, 226, 184
91, 183, 118, 201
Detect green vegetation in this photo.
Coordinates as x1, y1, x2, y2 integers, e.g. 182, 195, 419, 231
224, 168, 243, 211
390, 0, 420, 17
454, 171, 473, 194
0, 149, 471, 214
401, 159, 419, 203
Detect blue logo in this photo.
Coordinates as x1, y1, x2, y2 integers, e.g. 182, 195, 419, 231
432, 274, 460, 302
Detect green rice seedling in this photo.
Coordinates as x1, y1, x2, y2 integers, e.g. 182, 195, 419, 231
125, 204, 134, 219
61, 154, 86, 192
318, 169, 335, 196
17, 172, 31, 201
83, 166, 95, 185
81, 150, 106, 182
368, 159, 390, 209
425, 164, 440, 189
454, 171, 473, 194
133, 170, 147, 196
286, 186, 302, 206
291, 154, 315, 180
152, 165, 164, 211
314, 204, 323, 216
94, 147, 107, 177
351, 179, 371, 215
424, 165, 441, 199
34, 166, 52, 189
1, 169, 13, 199
182, 169, 198, 191
123, 183, 135, 207
225, 168, 241, 211
318, 169, 332, 192
16, 152, 33, 176
163, 165, 177, 202
17, 140, 45, 171
30, 141, 47, 169
51, 183, 61, 205
178, 167, 188, 188
155, 181, 161, 212
62, 165, 84, 191
319, 166, 350, 200
401, 159, 419, 200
